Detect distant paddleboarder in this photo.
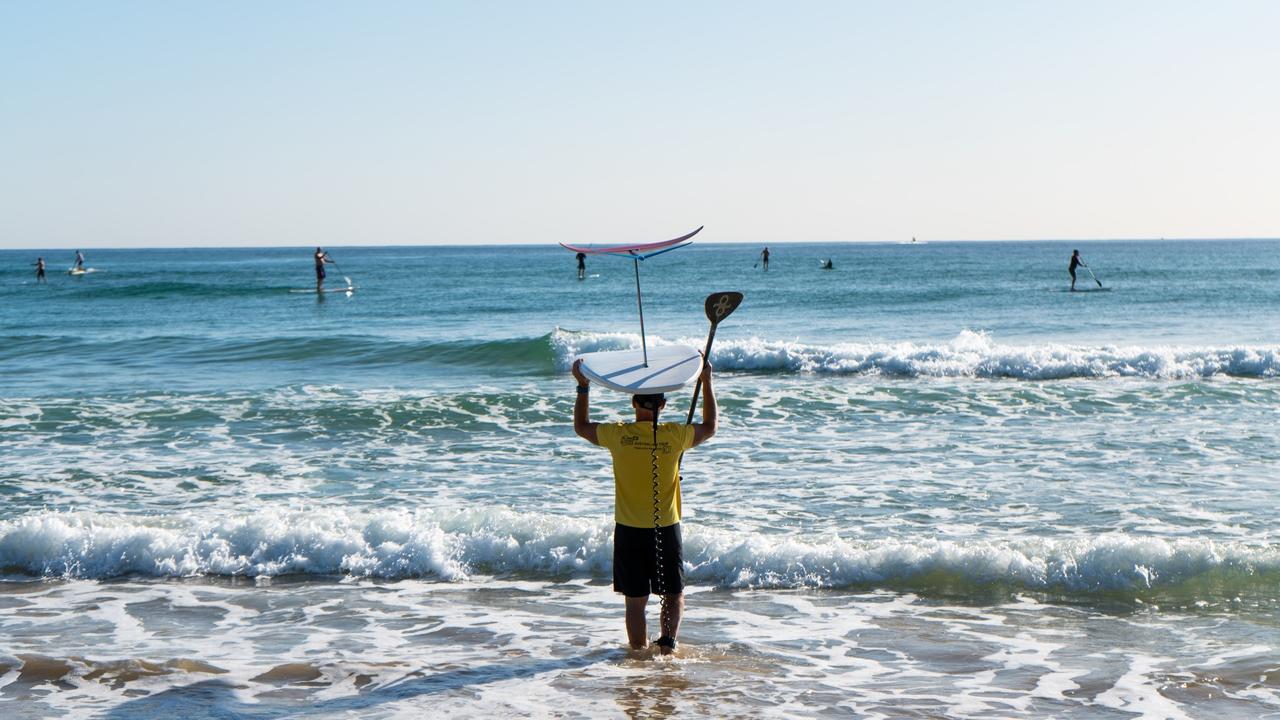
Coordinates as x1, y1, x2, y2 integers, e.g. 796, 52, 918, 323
74, 250, 84, 271
572, 356, 717, 655
314, 247, 335, 291
759, 247, 770, 271
820, 258, 833, 270
1069, 250, 1086, 291
34, 257, 46, 283
576, 251, 586, 280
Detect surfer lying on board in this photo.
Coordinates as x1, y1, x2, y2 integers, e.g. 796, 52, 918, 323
314, 247, 335, 291
571, 356, 717, 655
1069, 250, 1085, 291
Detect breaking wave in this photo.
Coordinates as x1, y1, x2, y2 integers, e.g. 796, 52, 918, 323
557, 328, 1280, 379
4, 508, 1277, 599
3, 328, 1277, 380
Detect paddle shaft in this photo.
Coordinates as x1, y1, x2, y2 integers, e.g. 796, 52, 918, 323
685, 324, 718, 425
1086, 265, 1102, 287
327, 257, 353, 287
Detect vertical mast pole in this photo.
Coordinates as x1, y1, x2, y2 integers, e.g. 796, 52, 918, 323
632, 254, 648, 367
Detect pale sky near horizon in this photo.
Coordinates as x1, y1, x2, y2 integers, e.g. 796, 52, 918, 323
2, 1, 1277, 249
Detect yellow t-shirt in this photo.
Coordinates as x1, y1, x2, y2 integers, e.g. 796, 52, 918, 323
596, 421, 695, 529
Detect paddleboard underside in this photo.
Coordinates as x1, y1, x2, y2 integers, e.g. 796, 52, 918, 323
576, 345, 701, 394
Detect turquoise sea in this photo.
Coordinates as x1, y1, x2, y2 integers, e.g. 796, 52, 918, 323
2, 239, 1279, 718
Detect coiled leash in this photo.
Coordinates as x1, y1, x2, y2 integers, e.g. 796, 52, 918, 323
644, 397, 676, 651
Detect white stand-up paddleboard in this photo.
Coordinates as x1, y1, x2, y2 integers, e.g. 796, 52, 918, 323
577, 344, 702, 394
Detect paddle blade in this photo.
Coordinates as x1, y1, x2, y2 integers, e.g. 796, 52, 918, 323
705, 292, 743, 325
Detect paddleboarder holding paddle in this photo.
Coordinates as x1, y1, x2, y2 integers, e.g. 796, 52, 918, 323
1069, 250, 1085, 291
1068, 250, 1105, 291
314, 247, 335, 291
571, 355, 717, 655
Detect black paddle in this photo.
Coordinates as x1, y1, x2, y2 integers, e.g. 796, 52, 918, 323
686, 291, 744, 425
1086, 265, 1103, 289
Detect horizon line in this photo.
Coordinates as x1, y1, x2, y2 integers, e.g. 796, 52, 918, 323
2, 236, 1278, 253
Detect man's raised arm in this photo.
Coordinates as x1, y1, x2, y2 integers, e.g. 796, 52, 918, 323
692, 360, 716, 447
572, 359, 599, 445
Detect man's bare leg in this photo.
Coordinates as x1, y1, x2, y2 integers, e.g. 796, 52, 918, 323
625, 595, 649, 649
655, 593, 684, 654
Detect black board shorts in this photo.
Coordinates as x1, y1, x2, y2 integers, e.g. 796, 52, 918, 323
316, 266, 326, 280
613, 522, 684, 597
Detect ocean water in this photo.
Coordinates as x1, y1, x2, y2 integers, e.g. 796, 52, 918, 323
1, 239, 1279, 719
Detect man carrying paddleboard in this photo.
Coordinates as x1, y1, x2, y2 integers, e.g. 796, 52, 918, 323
571, 356, 717, 654
314, 247, 335, 291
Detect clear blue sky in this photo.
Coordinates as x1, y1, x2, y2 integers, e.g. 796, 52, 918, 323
2, 1, 1277, 248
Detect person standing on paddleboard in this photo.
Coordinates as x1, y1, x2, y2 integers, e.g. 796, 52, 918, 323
576, 251, 586, 280
34, 257, 46, 283
74, 250, 84, 271
314, 247, 335, 291
1069, 250, 1086, 291
759, 246, 770, 271
571, 356, 717, 655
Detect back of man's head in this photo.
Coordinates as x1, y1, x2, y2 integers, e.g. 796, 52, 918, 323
634, 393, 665, 413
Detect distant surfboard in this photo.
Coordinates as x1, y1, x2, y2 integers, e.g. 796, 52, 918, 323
577, 344, 702, 394
67, 268, 97, 275
290, 287, 355, 294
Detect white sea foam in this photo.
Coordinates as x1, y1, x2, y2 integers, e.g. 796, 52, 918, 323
3, 507, 1276, 594
551, 328, 1280, 379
